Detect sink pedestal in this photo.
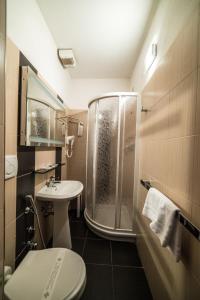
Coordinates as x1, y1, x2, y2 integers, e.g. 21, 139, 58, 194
36, 180, 84, 249
53, 202, 72, 249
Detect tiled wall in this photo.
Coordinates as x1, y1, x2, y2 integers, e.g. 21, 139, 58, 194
5, 38, 19, 270
67, 111, 88, 208
137, 7, 200, 299
0, 0, 5, 298
5, 39, 68, 269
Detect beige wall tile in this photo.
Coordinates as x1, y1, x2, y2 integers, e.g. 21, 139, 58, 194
141, 94, 169, 140
0, 209, 4, 273
180, 9, 198, 80
153, 57, 171, 101
184, 233, 200, 285
35, 149, 56, 170
5, 177, 16, 226
186, 272, 200, 300
190, 135, 200, 206
5, 133, 17, 155
166, 137, 194, 216
5, 38, 19, 138
35, 173, 47, 193
0, 125, 4, 210
168, 71, 197, 138
191, 203, 200, 228
67, 111, 88, 204
167, 34, 182, 90
137, 6, 200, 300
5, 221, 16, 270
141, 76, 160, 110
195, 67, 200, 134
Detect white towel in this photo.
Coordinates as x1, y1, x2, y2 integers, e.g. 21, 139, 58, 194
142, 187, 182, 262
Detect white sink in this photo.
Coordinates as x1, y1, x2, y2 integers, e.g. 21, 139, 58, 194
36, 180, 83, 201
36, 180, 83, 249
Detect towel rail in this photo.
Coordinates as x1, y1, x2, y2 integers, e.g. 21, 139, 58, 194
140, 179, 200, 242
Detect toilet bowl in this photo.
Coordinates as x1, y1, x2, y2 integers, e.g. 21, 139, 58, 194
5, 248, 86, 300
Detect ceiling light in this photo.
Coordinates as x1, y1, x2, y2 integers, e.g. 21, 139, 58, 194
57, 48, 77, 68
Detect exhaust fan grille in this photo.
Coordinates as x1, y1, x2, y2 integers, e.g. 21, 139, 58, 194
57, 48, 76, 68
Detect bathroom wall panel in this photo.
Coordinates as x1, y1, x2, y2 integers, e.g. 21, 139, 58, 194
137, 6, 200, 299
137, 186, 196, 300
190, 135, 200, 228
5, 179, 16, 226
4, 39, 69, 271
0, 126, 4, 211
16, 173, 35, 217
55, 147, 62, 180
17, 146, 35, 176
141, 94, 169, 140
180, 9, 199, 80
34, 168, 55, 248
141, 76, 159, 110
67, 111, 88, 207
5, 221, 16, 270
14, 51, 37, 265
165, 137, 194, 216
5, 39, 19, 272
168, 71, 197, 138
194, 67, 200, 134
61, 147, 67, 180
35, 148, 56, 170
5, 39, 19, 155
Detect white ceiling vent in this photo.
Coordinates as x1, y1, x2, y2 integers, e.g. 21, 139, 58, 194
57, 48, 77, 68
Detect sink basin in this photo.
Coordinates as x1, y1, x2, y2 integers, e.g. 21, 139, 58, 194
36, 180, 83, 201
36, 180, 83, 249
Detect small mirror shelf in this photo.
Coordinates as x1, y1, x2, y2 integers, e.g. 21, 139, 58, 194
20, 66, 66, 147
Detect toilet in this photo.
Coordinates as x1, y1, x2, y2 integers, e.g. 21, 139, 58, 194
4, 248, 86, 300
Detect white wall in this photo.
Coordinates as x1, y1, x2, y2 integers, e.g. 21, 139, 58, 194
69, 78, 130, 109
7, 0, 71, 106
131, 0, 199, 93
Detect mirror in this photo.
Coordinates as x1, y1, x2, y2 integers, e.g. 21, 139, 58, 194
19, 66, 66, 147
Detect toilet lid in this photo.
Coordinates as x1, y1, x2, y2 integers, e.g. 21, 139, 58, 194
5, 248, 86, 300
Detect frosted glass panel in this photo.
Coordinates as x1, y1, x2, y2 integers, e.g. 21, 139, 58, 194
27, 99, 49, 139
119, 96, 137, 230
95, 98, 119, 228
27, 99, 65, 146
86, 94, 138, 234
86, 102, 96, 218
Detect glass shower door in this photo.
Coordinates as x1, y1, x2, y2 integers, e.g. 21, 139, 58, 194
94, 97, 119, 229
86, 101, 96, 219
119, 96, 137, 230
86, 94, 139, 236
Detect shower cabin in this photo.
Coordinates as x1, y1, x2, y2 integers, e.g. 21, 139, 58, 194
85, 93, 140, 241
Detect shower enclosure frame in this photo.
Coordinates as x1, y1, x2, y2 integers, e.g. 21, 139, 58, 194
85, 92, 141, 241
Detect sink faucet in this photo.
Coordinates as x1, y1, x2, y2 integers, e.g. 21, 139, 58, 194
46, 176, 56, 188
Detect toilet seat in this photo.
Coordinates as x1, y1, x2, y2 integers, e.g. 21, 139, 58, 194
5, 248, 86, 300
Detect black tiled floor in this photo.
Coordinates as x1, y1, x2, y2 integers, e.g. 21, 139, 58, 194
83, 239, 111, 264
69, 209, 85, 222
111, 241, 142, 267
81, 264, 114, 300
70, 220, 87, 238
68, 210, 152, 300
113, 266, 153, 300
71, 238, 85, 256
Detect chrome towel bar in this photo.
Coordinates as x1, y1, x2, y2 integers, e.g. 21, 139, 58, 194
140, 179, 200, 242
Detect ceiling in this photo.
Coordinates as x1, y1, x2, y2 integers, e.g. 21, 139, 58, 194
37, 0, 157, 78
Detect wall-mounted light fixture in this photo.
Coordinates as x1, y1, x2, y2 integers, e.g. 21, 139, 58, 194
145, 43, 157, 72
57, 48, 77, 68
